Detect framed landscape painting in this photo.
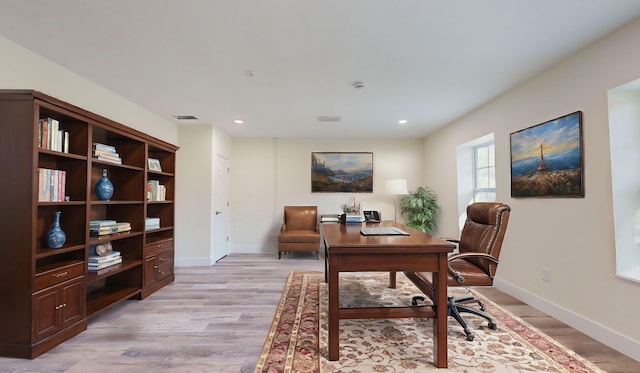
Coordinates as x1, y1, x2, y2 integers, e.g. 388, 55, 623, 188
311, 152, 373, 193
510, 111, 584, 197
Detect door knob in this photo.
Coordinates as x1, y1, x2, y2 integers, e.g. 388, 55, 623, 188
215, 211, 222, 215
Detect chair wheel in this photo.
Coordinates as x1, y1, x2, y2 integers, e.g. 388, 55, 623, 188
466, 333, 475, 341
412, 296, 425, 306
488, 322, 497, 330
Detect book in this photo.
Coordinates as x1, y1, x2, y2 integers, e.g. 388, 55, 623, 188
93, 156, 123, 165
89, 220, 117, 228
92, 142, 117, 152
88, 251, 121, 263
88, 256, 123, 270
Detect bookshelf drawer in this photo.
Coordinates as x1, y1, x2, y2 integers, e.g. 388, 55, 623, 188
145, 238, 173, 255
35, 261, 84, 291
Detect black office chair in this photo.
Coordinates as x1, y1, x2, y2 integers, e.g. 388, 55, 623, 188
404, 202, 511, 341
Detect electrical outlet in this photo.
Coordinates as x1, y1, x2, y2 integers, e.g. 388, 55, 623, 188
542, 267, 551, 282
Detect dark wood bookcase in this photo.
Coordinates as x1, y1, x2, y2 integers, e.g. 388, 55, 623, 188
0, 90, 178, 358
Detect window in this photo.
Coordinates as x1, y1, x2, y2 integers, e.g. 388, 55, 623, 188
456, 133, 495, 232
474, 143, 496, 202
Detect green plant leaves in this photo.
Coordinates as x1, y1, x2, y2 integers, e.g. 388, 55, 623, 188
399, 186, 439, 233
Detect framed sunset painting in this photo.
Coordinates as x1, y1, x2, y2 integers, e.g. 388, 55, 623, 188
510, 111, 584, 197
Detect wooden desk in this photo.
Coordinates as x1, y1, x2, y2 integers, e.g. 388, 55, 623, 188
321, 221, 455, 368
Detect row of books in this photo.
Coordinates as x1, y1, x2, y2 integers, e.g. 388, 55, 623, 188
147, 180, 166, 201
88, 250, 122, 271
38, 117, 70, 153
38, 168, 66, 202
90, 220, 131, 236
145, 217, 160, 231
92, 142, 122, 164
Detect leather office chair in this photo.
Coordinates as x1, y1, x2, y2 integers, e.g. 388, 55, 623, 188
277, 206, 321, 259
404, 202, 511, 341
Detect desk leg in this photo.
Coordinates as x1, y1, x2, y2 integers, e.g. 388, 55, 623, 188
328, 255, 340, 361
433, 253, 448, 368
388, 271, 396, 288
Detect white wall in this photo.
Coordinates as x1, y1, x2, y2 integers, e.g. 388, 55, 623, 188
0, 36, 177, 145
230, 138, 424, 253
422, 18, 640, 360
175, 125, 231, 266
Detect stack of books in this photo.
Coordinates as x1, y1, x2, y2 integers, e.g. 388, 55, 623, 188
147, 180, 166, 201
145, 217, 160, 231
90, 220, 131, 236
92, 142, 122, 164
88, 251, 122, 272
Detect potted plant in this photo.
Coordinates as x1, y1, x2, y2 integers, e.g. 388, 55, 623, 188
399, 186, 439, 233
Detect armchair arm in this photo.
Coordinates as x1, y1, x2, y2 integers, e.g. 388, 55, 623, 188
281, 224, 287, 233
447, 253, 499, 284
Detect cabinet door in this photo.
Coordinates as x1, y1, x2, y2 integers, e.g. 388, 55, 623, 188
32, 278, 85, 342
144, 255, 158, 287
60, 279, 85, 328
33, 287, 59, 341
156, 251, 173, 282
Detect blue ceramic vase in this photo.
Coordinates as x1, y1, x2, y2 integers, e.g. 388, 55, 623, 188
95, 168, 114, 200
46, 211, 66, 249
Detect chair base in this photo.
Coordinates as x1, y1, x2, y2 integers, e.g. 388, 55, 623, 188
412, 294, 497, 341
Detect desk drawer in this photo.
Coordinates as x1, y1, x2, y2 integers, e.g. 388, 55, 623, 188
145, 238, 173, 255
35, 261, 84, 292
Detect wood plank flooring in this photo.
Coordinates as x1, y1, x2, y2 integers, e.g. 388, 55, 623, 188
0, 253, 638, 372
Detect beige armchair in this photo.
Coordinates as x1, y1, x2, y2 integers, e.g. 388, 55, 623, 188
277, 206, 321, 259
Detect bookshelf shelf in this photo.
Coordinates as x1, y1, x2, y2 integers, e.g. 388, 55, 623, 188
35, 245, 86, 259
86, 260, 142, 282
86, 286, 141, 317
0, 90, 177, 359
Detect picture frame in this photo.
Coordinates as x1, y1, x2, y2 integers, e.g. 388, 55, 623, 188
148, 158, 162, 172
510, 111, 584, 198
311, 152, 373, 193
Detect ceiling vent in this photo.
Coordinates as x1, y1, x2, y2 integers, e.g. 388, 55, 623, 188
172, 115, 198, 120
316, 115, 342, 123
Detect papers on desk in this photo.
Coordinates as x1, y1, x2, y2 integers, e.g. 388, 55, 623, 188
360, 227, 409, 236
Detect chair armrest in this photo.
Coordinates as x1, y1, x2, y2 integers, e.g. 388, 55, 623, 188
448, 252, 499, 264
280, 224, 287, 233
447, 253, 499, 284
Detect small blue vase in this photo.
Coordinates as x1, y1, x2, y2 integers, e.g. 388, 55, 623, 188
46, 211, 66, 249
95, 168, 114, 201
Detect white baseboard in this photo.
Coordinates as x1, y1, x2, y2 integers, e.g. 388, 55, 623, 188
494, 278, 640, 363
229, 245, 274, 254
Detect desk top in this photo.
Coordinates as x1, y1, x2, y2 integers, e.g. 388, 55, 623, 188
321, 221, 454, 253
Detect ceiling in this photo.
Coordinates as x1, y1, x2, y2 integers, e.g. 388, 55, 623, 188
1, 1, 640, 138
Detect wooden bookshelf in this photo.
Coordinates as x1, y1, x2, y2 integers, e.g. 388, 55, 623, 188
0, 90, 178, 358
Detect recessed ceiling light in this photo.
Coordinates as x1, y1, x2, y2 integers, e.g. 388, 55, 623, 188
398, 119, 408, 125
234, 119, 244, 124
172, 115, 198, 120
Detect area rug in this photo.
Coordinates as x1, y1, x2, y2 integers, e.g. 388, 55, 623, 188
255, 270, 603, 373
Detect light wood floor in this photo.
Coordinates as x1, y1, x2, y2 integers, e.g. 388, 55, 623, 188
0, 253, 638, 372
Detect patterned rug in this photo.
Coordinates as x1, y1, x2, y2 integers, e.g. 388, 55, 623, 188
255, 271, 603, 372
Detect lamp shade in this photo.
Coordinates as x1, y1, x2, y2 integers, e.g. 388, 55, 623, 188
385, 179, 408, 195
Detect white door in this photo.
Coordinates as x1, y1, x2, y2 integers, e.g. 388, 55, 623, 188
213, 155, 230, 262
